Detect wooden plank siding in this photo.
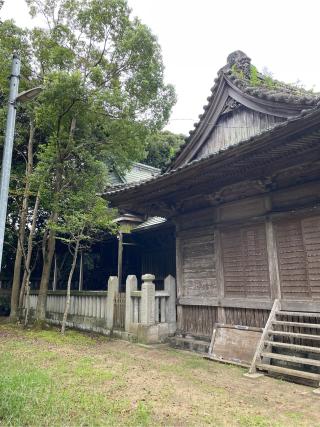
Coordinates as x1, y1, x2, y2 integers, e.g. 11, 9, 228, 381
181, 305, 218, 337
275, 215, 320, 300
224, 307, 270, 328
220, 224, 271, 299
195, 106, 284, 161
180, 226, 217, 298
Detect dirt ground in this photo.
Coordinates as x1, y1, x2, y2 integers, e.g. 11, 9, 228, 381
0, 321, 319, 426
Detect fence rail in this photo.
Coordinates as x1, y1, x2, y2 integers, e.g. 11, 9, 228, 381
25, 274, 176, 343
29, 289, 110, 334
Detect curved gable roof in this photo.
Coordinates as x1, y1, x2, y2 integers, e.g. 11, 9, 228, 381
168, 51, 320, 170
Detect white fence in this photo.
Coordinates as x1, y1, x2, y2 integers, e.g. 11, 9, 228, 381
27, 274, 176, 342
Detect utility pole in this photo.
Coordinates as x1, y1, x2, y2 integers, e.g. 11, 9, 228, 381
0, 54, 21, 272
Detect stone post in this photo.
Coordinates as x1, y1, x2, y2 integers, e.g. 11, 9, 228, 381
125, 275, 137, 332
106, 276, 118, 330
164, 275, 177, 334
140, 274, 155, 325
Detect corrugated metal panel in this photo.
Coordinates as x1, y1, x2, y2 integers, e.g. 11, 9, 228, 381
133, 217, 166, 230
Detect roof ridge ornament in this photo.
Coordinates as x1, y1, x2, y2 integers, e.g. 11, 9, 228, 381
226, 50, 251, 79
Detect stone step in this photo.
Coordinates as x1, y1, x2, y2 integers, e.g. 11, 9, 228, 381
169, 336, 210, 354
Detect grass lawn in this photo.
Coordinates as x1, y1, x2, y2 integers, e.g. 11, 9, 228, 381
0, 321, 319, 426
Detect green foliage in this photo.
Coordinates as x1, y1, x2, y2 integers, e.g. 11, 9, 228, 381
249, 65, 260, 87
231, 63, 245, 80
25, 0, 176, 242
144, 130, 185, 170
0, 0, 176, 281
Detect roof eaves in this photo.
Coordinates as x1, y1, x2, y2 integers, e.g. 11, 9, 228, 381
105, 105, 320, 198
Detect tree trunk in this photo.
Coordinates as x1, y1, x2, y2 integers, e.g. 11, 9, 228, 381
61, 239, 80, 334
10, 121, 34, 321
19, 191, 40, 309
35, 213, 57, 323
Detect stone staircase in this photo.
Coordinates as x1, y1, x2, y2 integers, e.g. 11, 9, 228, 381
248, 300, 320, 391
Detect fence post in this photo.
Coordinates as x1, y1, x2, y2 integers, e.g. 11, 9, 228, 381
165, 275, 177, 334
141, 274, 155, 325
125, 275, 137, 332
106, 276, 118, 330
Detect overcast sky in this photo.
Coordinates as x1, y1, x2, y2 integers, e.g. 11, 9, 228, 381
2, 0, 320, 134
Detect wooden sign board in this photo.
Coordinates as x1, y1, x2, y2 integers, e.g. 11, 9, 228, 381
207, 324, 262, 367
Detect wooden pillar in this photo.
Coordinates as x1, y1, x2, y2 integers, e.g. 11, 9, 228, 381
52, 254, 57, 291
265, 218, 281, 300
78, 251, 83, 291
117, 232, 123, 292
214, 227, 226, 324
175, 223, 183, 331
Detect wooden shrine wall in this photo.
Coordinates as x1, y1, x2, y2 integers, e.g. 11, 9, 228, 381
176, 181, 320, 338
275, 216, 320, 300
177, 209, 217, 299
220, 223, 271, 299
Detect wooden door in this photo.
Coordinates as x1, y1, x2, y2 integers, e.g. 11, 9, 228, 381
221, 223, 271, 299
275, 216, 320, 300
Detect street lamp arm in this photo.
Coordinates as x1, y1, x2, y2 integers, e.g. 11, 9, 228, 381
15, 87, 43, 104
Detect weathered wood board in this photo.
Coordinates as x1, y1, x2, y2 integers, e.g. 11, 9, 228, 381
209, 324, 262, 366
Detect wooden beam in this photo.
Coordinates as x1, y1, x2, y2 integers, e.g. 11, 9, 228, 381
175, 223, 183, 330
117, 232, 123, 292
214, 225, 226, 323
178, 296, 273, 309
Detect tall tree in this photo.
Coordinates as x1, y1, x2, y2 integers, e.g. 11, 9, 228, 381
48, 159, 116, 333
24, 0, 176, 322
144, 130, 185, 170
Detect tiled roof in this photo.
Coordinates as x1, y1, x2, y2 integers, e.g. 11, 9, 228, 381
167, 50, 320, 169
109, 162, 160, 187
